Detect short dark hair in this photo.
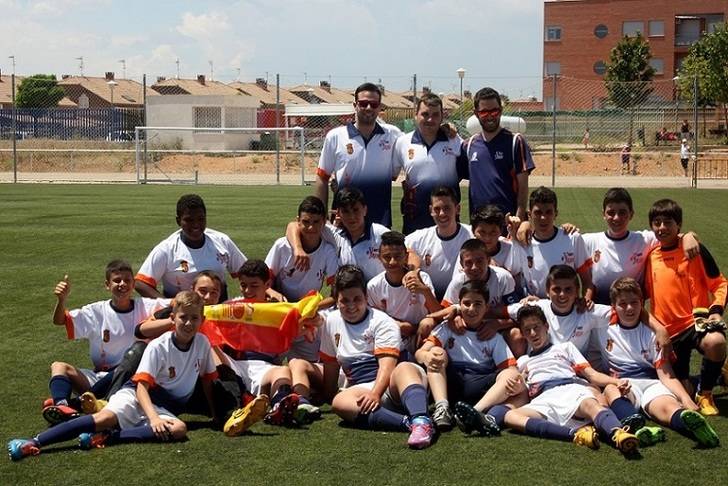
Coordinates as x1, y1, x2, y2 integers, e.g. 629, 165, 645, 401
105, 259, 133, 280
460, 238, 488, 257
238, 259, 270, 282
333, 265, 366, 298
529, 186, 558, 211
298, 196, 326, 217
648, 199, 682, 226
473, 87, 502, 109
380, 231, 406, 250
176, 194, 206, 218
458, 279, 490, 303
192, 270, 222, 289
471, 205, 505, 230
334, 187, 367, 210
609, 277, 643, 305
354, 83, 382, 102
430, 185, 459, 204
516, 305, 548, 328
603, 187, 633, 212
416, 93, 443, 113
546, 264, 580, 291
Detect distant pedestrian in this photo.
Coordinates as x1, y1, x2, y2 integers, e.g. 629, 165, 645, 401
680, 138, 690, 177
620, 144, 631, 175
582, 128, 590, 149
680, 119, 691, 140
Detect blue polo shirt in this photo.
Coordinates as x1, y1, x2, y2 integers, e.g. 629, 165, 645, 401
456, 128, 535, 217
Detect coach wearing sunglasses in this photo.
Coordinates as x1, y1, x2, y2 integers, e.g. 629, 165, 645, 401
457, 87, 535, 225
315, 83, 403, 228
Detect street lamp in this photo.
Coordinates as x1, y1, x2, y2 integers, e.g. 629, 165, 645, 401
107, 79, 118, 105
456, 68, 466, 104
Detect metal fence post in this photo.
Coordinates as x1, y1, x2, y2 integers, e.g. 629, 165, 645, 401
11, 74, 17, 183
142, 74, 148, 184
692, 74, 698, 188
276, 73, 281, 184
300, 127, 305, 186
551, 73, 557, 188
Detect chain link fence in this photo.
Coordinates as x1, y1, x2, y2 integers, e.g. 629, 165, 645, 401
2, 72, 726, 186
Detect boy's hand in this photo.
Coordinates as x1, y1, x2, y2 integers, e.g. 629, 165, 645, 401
293, 250, 311, 272
404, 271, 428, 294
425, 348, 447, 372
357, 391, 380, 414
505, 213, 522, 239
617, 379, 631, 396
265, 288, 287, 303
505, 374, 526, 396
476, 320, 499, 341
426, 306, 457, 322
681, 397, 700, 412
150, 417, 175, 441
446, 315, 467, 335
515, 221, 533, 246
560, 223, 580, 235
54, 275, 70, 301
519, 295, 539, 305
652, 325, 672, 352
575, 298, 594, 313
681, 232, 699, 260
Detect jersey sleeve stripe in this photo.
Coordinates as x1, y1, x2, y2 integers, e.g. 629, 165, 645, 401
64, 310, 74, 340
202, 370, 219, 382
374, 347, 400, 358
425, 336, 443, 348
440, 299, 452, 308
497, 358, 517, 369
577, 258, 593, 273
316, 167, 330, 180
131, 372, 157, 388
572, 362, 591, 372
135, 273, 157, 289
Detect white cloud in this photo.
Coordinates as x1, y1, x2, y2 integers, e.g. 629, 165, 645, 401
111, 34, 148, 48
175, 11, 230, 41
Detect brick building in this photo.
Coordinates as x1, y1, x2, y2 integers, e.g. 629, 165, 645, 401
543, 0, 726, 110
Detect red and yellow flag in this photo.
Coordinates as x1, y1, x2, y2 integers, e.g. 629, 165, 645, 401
200, 293, 322, 354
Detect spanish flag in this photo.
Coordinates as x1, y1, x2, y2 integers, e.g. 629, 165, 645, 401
200, 293, 323, 354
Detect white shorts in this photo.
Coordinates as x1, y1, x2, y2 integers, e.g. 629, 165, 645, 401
79, 369, 110, 387
523, 383, 594, 428
347, 363, 427, 413
628, 378, 675, 415
105, 388, 177, 430
227, 358, 277, 396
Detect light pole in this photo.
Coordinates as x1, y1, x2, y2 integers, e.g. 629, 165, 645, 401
8, 55, 15, 75
456, 68, 466, 105
107, 79, 118, 104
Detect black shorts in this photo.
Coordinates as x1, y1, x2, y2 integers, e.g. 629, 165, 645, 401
446, 368, 499, 405
681, 158, 689, 169
671, 327, 725, 379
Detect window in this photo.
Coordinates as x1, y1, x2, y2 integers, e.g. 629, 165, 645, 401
593, 61, 607, 76
648, 20, 664, 37
649, 58, 664, 75
545, 62, 561, 76
546, 26, 562, 41
594, 24, 609, 39
622, 21, 644, 37
194, 106, 222, 132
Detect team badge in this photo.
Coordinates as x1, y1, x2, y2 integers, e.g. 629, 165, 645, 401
408, 148, 415, 160
424, 254, 432, 267
380, 299, 387, 311
179, 260, 189, 273
447, 337, 455, 349
630, 252, 642, 265
334, 333, 341, 347
102, 329, 110, 343
593, 250, 601, 263
378, 139, 391, 151
561, 251, 575, 265
216, 252, 230, 265
527, 256, 534, 268
286, 267, 296, 277
168, 367, 176, 379
232, 302, 245, 319
606, 339, 613, 352
346, 143, 354, 155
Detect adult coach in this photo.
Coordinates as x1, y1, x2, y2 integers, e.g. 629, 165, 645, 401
393, 93, 462, 234
457, 87, 534, 223
315, 83, 403, 228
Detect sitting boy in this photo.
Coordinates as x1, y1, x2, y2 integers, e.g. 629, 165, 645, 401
596, 277, 719, 448
43, 260, 168, 424
8, 291, 217, 461
416, 281, 526, 433
320, 265, 435, 449
135, 194, 247, 301
644, 198, 727, 415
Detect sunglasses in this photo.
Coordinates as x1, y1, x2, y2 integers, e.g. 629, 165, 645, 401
356, 100, 381, 109
476, 108, 501, 118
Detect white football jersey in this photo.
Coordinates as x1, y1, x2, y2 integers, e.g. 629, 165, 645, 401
136, 228, 247, 298
367, 270, 435, 325
508, 300, 612, 354
583, 230, 657, 304
319, 308, 401, 386
517, 341, 590, 388
524, 228, 591, 298
265, 237, 339, 301
428, 323, 516, 374
442, 265, 517, 307
594, 322, 665, 379
331, 222, 389, 282
405, 223, 473, 299
132, 331, 217, 403
66, 297, 169, 371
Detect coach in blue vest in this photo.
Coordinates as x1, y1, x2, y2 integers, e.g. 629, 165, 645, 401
457, 87, 535, 225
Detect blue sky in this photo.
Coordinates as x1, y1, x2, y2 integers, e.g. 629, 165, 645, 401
0, 0, 545, 98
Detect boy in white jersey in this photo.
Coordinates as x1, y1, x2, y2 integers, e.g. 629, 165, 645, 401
521, 186, 593, 302
596, 278, 719, 448
135, 194, 247, 301
9, 292, 217, 461
367, 231, 440, 360
43, 260, 168, 425
405, 185, 473, 300
417, 281, 526, 434
498, 306, 641, 456
320, 266, 436, 449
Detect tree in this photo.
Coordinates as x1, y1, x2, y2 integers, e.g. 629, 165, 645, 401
604, 33, 655, 144
16, 74, 65, 108
678, 24, 728, 142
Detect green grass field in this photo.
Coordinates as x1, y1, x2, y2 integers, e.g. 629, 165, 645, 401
1, 184, 728, 485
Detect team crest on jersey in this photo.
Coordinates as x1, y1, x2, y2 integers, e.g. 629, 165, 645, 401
494, 151, 504, 160
317, 268, 326, 282
641, 349, 649, 360
101, 329, 110, 343
630, 252, 643, 265
368, 247, 380, 259
334, 333, 341, 347
378, 139, 392, 151
178, 260, 189, 273
442, 146, 455, 156
379, 299, 387, 311
561, 252, 575, 265
168, 367, 176, 379
363, 329, 375, 344
408, 148, 415, 160
285, 267, 296, 278
424, 254, 432, 267
592, 250, 601, 263
527, 256, 534, 268
447, 337, 455, 349
216, 252, 230, 265
606, 338, 613, 352
346, 143, 354, 155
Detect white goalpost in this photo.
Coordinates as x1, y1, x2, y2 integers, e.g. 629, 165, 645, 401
133, 126, 306, 185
